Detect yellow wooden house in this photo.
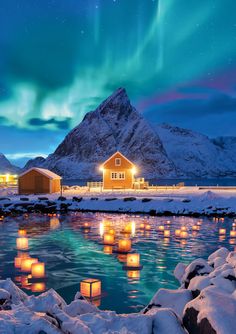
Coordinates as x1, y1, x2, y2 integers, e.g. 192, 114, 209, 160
100, 151, 136, 190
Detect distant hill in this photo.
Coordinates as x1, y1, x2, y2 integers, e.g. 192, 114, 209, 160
0, 153, 21, 174
24, 88, 236, 179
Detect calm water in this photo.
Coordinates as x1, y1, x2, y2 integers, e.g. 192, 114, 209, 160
0, 213, 235, 313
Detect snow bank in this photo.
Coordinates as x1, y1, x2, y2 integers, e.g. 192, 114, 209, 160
0, 247, 235, 333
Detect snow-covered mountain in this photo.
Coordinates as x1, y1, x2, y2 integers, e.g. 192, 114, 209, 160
0, 153, 20, 174
156, 124, 236, 177
28, 88, 176, 179
23, 88, 236, 179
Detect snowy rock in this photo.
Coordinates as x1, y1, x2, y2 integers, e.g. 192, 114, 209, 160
226, 251, 236, 267
148, 308, 187, 334
208, 247, 229, 263
183, 286, 236, 334
0, 278, 27, 304
188, 276, 212, 294
24, 288, 67, 313
144, 288, 192, 318
64, 299, 99, 317
174, 263, 187, 283
181, 259, 213, 288
0, 288, 11, 304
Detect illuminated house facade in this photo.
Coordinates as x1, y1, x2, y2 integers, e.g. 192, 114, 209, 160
100, 151, 136, 190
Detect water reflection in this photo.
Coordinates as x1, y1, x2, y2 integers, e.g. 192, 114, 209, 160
0, 212, 235, 313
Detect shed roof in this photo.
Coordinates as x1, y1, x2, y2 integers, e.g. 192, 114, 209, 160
19, 167, 62, 180
102, 151, 134, 168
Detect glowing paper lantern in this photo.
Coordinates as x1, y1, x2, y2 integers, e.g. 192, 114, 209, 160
175, 229, 181, 236
50, 217, 60, 230
16, 237, 29, 250
31, 262, 45, 278
192, 225, 199, 231
103, 233, 115, 245
14, 253, 29, 269
108, 229, 115, 236
230, 230, 236, 238
123, 224, 132, 234
180, 231, 189, 238
181, 226, 187, 231
145, 224, 151, 231
163, 230, 170, 237
83, 222, 91, 229
158, 225, 164, 232
219, 228, 226, 235
80, 279, 101, 298
140, 223, 145, 230
21, 258, 38, 272
118, 239, 131, 252
126, 253, 140, 268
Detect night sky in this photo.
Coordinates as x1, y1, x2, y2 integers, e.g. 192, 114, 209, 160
0, 0, 236, 166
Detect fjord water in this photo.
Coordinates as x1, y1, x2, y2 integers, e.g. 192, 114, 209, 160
0, 213, 234, 313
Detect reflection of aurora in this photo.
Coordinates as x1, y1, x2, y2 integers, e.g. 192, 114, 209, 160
0, 212, 235, 313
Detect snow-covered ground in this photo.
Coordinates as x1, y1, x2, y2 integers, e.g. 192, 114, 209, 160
0, 247, 235, 333
1, 186, 236, 216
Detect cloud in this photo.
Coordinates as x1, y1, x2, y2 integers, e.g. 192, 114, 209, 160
28, 117, 71, 130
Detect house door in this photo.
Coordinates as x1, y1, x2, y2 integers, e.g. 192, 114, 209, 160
35, 176, 44, 193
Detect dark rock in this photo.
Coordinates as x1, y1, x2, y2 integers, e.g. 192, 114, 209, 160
183, 307, 217, 334
142, 198, 152, 202
123, 197, 136, 202
72, 197, 83, 202
58, 196, 67, 201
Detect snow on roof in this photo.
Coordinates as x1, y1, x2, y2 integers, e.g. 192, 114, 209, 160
19, 167, 61, 180
102, 151, 134, 167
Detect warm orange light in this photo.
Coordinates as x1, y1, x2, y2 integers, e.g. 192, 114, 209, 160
181, 226, 187, 231
175, 229, 181, 236
140, 223, 145, 230
103, 233, 115, 245
131, 166, 137, 175
145, 224, 151, 231
108, 229, 115, 235
16, 237, 29, 250
50, 217, 60, 230
163, 230, 170, 237
180, 231, 189, 238
123, 224, 132, 234
103, 245, 113, 254
126, 253, 140, 268
197, 221, 202, 226
219, 228, 226, 235
99, 165, 104, 173
21, 275, 31, 289
80, 278, 101, 298
83, 222, 91, 229
192, 225, 199, 231
18, 229, 27, 237
14, 253, 29, 269
31, 262, 45, 278
127, 270, 140, 279
230, 230, 236, 238
118, 239, 131, 252
21, 258, 38, 272
158, 225, 165, 232
31, 282, 46, 293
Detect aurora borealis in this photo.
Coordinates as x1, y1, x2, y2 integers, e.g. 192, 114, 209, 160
0, 0, 236, 166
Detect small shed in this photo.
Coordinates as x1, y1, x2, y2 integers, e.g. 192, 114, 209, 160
100, 151, 136, 190
18, 168, 61, 195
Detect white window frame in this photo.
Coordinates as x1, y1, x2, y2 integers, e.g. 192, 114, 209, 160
115, 158, 121, 166
110, 171, 125, 180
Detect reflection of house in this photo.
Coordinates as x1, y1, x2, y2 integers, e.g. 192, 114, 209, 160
18, 168, 61, 195
100, 151, 137, 190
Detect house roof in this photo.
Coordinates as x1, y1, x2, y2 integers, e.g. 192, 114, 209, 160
19, 167, 62, 180
102, 151, 134, 167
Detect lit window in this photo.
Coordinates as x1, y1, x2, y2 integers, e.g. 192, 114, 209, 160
111, 172, 125, 180
115, 158, 121, 166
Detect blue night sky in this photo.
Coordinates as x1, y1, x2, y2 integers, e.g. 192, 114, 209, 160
0, 0, 236, 166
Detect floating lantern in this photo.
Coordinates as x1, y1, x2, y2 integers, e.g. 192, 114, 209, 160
219, 228, 226, 235
145, 224, 151, 231
80, 278, 101, 299
31, 282, 46, 293
127, 270, 140, 279
108, 229, 116, 236
124, 253, 142, 270
232, 222, 236, 228
14, 253, 29, 269
82, 222, 91, 229
192, 225, 199, 231
175, 229, 181, 236
140, 223, 145, 230
18, 229, 26, 237
163, 230, 170, 237
158, 225, 164, 232
230, 230, 236, 238
118, 239, 131, 252
103, 233, 115, 245
117, 254, 127, 263
181, 226, 187, 231
21, 258, 38, 272
21, 275, 31, 289
16, 237, 29, 250
197, 221, 202, 226
31, 262, 45, 279
103, 245, 113, 254
180, 231, 189, 238
123, 224, 132, 234
165, 220, 171, 225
